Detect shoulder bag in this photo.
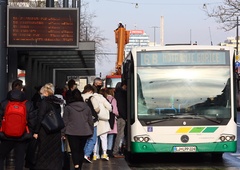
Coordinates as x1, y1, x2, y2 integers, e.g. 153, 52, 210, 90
108, 98, 115, 129
98, 103, 110, 121
41, 106, 65, 134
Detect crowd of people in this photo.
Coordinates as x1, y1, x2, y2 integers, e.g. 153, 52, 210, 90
0, 77, 127, 170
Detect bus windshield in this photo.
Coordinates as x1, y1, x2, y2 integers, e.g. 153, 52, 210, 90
105, 76, 121, 89
137, 66, 231, 126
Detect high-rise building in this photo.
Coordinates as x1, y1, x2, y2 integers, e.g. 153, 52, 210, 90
220, 37, 238, 49
125, 30, 150, 56
220, 36, 240, 70
220, 36, 240, 60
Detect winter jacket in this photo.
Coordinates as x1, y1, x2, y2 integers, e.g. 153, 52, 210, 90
115, 86, 127, 120
32, 95, 63, 170
82, 93, 100, 127
107, 95, 118, 134
62, 101, 93, 136
93, 93, 112, 136
0, 90, 35, 141
34, 95, 63, 134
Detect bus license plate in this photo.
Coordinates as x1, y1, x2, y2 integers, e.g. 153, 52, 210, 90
173, 146, 196, 152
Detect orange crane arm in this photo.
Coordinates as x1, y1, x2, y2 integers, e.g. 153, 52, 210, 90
114, 25, 130, 75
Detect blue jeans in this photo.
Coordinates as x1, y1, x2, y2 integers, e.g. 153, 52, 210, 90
84, 126, 97, 157
107, 134, 115, 150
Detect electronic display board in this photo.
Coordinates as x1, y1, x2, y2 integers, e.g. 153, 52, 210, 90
137, 50, 229, 66
7, 7, 79, 48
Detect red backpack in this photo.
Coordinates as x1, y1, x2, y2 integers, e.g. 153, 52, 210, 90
0, 100, 29, 137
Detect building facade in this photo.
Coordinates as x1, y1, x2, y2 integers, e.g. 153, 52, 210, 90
125, 30, 150, 56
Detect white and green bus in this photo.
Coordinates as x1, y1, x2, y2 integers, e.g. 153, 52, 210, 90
122, 45, 237, 161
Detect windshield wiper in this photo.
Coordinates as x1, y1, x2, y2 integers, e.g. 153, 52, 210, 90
202, 116, 222, 124
145, 114, 200, 125
145, 115, 177, 125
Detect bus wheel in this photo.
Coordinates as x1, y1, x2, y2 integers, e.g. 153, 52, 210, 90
124, 151, 137, 163
211, 153, 223, 161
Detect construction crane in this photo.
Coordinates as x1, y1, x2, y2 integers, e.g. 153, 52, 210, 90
105, 23, 130, 88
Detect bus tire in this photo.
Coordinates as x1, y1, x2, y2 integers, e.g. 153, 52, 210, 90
124, 151, 137, 163
211, 152, 223, 161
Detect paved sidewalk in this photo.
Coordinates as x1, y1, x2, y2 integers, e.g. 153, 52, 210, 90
5, 157, 131, 170
82, 157, 131, 170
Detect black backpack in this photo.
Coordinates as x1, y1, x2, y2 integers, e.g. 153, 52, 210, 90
85, 96, 98, 123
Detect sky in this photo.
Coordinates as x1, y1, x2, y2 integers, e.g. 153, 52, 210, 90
83, 0, 236, 77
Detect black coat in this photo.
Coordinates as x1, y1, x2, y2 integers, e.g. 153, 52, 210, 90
115, 87, 127, 120
32, 95, 63, 170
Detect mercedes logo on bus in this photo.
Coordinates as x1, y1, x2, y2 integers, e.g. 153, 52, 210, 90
181, 135, 189, 143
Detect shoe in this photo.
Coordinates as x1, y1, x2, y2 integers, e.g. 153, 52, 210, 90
113, 154, 124, 158
107, 150, 114, 158
84, 155, 92, 163
93, 155, 97, 161
101, 154, 109, 161
93, 155, 100, 161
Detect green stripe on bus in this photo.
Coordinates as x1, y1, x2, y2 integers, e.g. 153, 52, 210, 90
202, 127, 218, 133
189, 127, 205, 133
176, 127, 218, 133
131, 141, 236, 153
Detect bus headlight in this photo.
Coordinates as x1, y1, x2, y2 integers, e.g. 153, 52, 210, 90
219, 134, 235, 142
133, 135, 150, 142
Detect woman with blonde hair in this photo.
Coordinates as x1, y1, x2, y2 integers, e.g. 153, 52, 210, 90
32, 83, 64, 170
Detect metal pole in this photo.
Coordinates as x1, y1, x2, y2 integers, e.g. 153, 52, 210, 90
151, 26, 159, 46
63, 0, 69, 7
190, 29, 192, 45
154, 27, 156, 46
85, 27, 88, 41
46, 0, 54, 7
72, 0, 76, 8
0, 0, 7, 101
209, 27, 213, 46
78, 0, 81, 41
237, 17, 239, 56
160, 16, 164, 46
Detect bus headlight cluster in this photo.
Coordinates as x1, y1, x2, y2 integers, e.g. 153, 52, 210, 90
219, 135, 235, 142
133, 135, 150, 142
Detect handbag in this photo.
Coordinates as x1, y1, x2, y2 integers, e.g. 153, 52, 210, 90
62, 138, 73, 170
108, 98, 115, 129
41, 107, 65, 134
62, 138, 71, 153
98, 103, 110, 121
108, 111, 115, 129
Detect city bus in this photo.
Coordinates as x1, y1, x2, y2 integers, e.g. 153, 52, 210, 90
122, 45, 237, 161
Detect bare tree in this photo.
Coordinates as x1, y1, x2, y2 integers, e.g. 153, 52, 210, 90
204, 0, 240, 31
8, 0, 60, 8
79, 2, 107, 62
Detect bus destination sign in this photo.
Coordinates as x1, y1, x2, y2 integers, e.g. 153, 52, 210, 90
7, 7, 79, 48
138, 50, 229, 66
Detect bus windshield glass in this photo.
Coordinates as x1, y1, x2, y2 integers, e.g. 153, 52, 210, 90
136, 50, 231, 126
105, 76, 121, 89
